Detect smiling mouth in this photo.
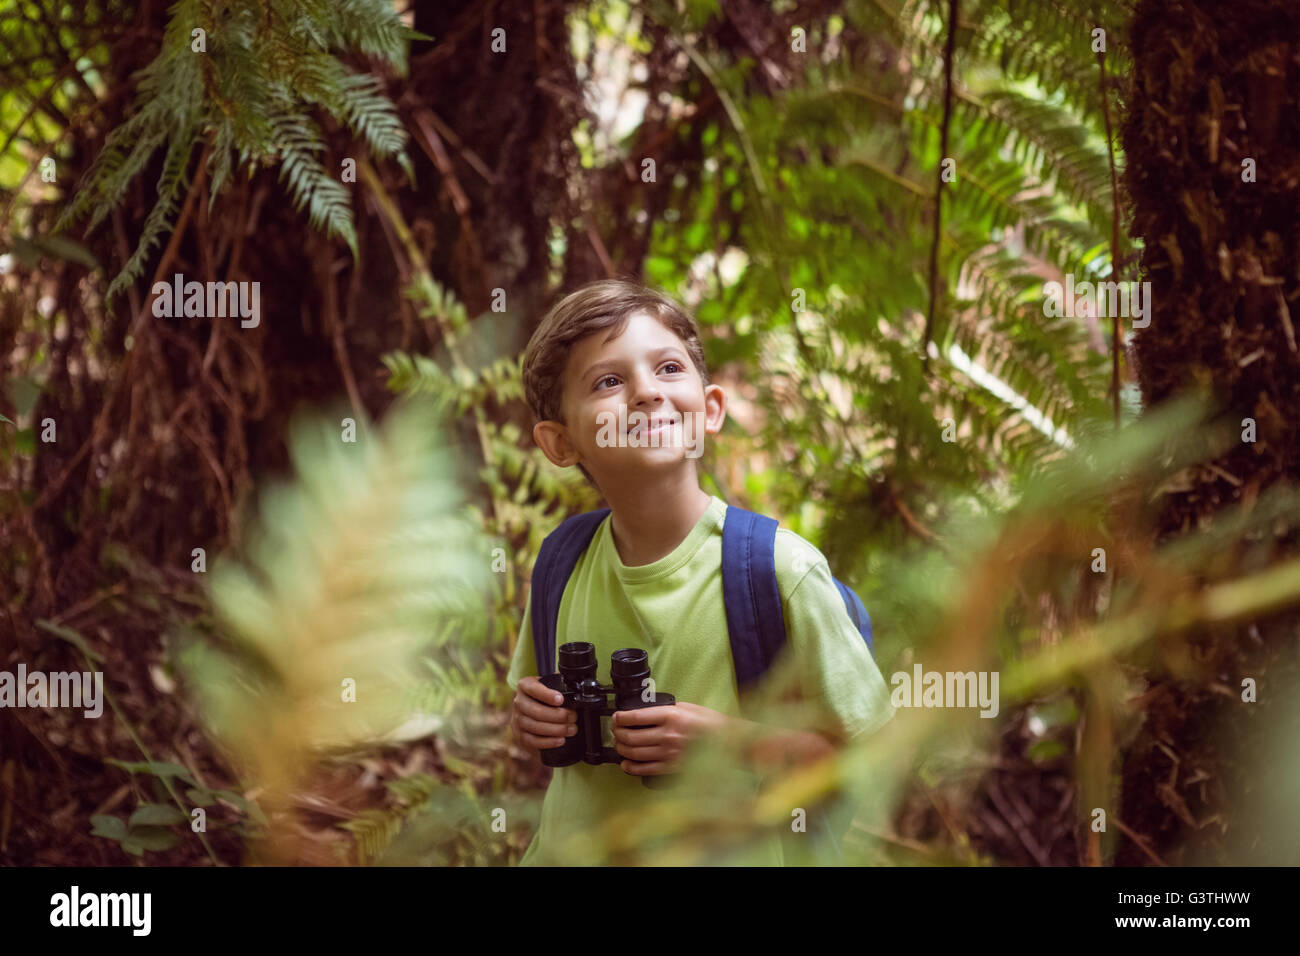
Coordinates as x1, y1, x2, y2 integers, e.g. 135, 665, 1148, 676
628, 417, 680, 439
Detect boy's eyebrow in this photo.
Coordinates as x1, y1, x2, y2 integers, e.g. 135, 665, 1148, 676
578, 346, 688, 381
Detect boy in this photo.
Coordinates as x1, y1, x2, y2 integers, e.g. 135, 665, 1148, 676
506, 278, 894, 865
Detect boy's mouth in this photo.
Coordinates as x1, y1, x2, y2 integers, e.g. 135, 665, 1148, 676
627, 416, 680, 439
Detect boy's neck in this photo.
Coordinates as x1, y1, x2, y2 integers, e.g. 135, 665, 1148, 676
604, 475, 713, 567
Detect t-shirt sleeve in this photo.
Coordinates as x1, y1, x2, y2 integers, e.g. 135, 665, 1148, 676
505, 600, 536, 694
775, 533, 895, 744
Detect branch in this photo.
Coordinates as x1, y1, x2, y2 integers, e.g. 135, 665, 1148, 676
1096, 12, 1123, 429
357, 158, 499, 528
922, 0, 959, 371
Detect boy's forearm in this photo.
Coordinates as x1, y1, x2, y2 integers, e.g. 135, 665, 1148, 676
726, 715, 840, 772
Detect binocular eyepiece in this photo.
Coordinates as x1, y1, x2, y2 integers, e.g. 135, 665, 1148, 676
539, 642, 678, 789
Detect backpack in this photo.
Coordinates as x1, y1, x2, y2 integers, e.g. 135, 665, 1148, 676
528, 503, 875, 865
529, 504, 874, 687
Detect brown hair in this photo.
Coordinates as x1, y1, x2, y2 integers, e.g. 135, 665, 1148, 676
522, 278, 710, 426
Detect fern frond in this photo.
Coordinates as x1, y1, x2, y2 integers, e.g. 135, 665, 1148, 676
180, 400, 492, 810
307, 0, 413, 73
105, 133, 196, 306
965, 89, 1114, 233
336, 73, 409, 161
381, 353, 464, 416
207, 122, 235, 204
56, 112, 163, 234
270, 109, 358, 255
63, 0, 411, 293
339, 807, 405, 864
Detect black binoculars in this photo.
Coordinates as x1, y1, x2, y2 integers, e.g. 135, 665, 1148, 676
539, 642, 677, 789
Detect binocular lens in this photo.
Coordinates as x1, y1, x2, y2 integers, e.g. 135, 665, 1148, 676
558, 642, 599, 682
543, 645, 676, 788
610, 648, 649, 679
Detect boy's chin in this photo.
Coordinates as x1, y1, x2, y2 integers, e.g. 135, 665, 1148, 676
595, 446, 703, 472
626, 438, 708, 461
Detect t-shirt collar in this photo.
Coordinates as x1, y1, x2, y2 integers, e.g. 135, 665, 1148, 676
601, 495, 727, 584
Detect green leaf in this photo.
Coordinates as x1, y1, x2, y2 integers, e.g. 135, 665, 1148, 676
186, 787, 216, 807
103, 759, 198, 786
210, 788, 250, 810
8, 377, 41, 418
213, 789, 267, 824
126, 826, 179, 852
1027, 739, 1067, 762
10, 234, 100, 270
90, 814, 128, 841
129, 803, 188, 827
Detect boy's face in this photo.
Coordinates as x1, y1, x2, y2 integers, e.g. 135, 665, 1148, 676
533, 310, 725, 484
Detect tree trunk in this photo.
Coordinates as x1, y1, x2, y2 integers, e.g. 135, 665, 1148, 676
1120, 0, 1300, 864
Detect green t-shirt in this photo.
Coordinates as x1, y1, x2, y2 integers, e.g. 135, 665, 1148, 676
505, 494, 895, 865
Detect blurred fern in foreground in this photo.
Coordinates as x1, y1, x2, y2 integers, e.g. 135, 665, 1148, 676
179, 399, 491, 862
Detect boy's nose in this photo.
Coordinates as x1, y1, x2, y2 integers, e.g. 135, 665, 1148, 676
628, 371, 664, 406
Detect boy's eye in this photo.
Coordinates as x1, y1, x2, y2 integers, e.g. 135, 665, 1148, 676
593, 361, 683, 390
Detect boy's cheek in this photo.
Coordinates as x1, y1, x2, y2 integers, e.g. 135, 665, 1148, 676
683, 411, 708, 458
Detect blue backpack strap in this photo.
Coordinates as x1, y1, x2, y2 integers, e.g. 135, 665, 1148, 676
832, 578, 874, 654
722, 507, 876, 692
722, 505, 871, 865
720, 506, 787, 691
530, 508, 611, 676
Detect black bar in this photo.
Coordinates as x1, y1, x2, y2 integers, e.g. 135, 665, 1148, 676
0, 865, 1278, 941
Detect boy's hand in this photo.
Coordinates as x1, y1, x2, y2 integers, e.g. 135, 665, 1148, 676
611, 702, 729, 775
511, 676, 577, 757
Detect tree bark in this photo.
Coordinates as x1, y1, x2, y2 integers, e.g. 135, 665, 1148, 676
1120, 0, 1300, 864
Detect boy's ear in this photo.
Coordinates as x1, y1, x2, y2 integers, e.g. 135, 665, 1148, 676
703, 383, 727, 435
533, 419, 581, 468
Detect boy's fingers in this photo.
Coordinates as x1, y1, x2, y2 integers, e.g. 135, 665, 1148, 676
524, 733, 567, 750
611, 724, 660, 746
520, 677, 565, 706
615, 743, 672, 761
620, 759, 673, 776
515, 694, 574, 722
613, 706, 670, 726
518, 714, 576, 737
